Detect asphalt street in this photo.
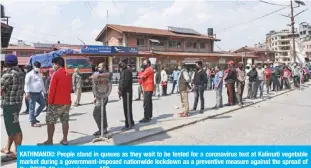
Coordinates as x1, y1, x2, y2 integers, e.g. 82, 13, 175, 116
130, 86, 311, 145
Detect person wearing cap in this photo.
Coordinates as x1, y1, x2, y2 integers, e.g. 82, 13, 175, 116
140, 59, 154, 123
72, 68, 83, 107
24, 61, 46, 127
236, 62, 246, 106
177, 62, 191, 117
0, 54, 25, 161
91, 62, 110, 136
224, 61, 237, 106
118, 59, 135, 130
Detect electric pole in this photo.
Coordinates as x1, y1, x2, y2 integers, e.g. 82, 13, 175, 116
290, 0, 296, 63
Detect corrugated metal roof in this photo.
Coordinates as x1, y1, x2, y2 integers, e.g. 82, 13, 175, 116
96, 24, 220, 41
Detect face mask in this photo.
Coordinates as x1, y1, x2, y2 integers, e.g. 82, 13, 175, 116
34, 67, 40, 72
53, 65, 58, 71
142, 64, 147, 69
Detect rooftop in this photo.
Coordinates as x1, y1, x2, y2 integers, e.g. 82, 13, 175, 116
96, 24, 220, 42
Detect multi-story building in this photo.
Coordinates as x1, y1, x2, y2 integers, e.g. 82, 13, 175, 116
266, 29, 299, 63
95, 24, 253, 72
299, 22, 311, 42
303, 40, 311, 58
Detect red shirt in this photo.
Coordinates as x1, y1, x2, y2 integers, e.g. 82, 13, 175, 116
141, 67, 154, 91
48, 68, 72, 105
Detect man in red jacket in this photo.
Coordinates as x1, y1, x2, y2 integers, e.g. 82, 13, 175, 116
38, 57, 72, 145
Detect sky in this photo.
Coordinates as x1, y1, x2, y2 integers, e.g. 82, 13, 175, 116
2, 0, 311, 51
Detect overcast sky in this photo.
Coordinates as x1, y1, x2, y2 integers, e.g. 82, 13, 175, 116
2, 0, 311, 51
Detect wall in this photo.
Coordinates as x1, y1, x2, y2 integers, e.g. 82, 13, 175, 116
99, 29, 123, 46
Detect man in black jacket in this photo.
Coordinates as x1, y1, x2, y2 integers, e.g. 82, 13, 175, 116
191, 61, 207, 113
118, 59, 134, 131
247, 65, 258, 99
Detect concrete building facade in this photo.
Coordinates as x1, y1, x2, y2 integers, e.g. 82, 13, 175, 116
266, 29, 299, 63
299, 22, 311, 42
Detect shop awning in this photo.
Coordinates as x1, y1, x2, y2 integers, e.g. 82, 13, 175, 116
152, 51, 259, 58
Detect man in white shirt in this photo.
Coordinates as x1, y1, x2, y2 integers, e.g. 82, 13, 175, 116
24, 61, 46, 127
161, 67, 168, 96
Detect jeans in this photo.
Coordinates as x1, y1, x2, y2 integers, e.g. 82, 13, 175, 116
171, 80, 178, 93
193, 85, 204, 110
257, 80, 264, 98
25, 98, 29, 112
215, 87, 223, 107
29, 92, 46, 123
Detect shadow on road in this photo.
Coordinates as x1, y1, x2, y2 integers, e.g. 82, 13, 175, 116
210, 115, 232, 119
69, 112, 87, 117
40, 118, 77, 127
0, 156, 16, 166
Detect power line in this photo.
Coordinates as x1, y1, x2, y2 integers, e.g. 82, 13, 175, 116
214, 43, 226, 52
218, 5, 289, 33
259, 0, 289, 7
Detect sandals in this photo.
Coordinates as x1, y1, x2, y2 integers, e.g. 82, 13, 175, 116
180, 113, 189, 117
1, 148, 11, 154
60, 140, 68, 146
1, 154, 17, 163
31, 123, 41, 127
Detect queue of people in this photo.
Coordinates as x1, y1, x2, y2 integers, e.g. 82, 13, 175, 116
1, 54, 310, 162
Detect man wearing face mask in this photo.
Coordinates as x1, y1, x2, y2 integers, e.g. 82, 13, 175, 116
39, 57, 72, 145
24, 61, 46, 127
140, 60, 154, 123
191, 61, 207, 113
247, 64, 258, 99
72, 68, 83, 107
171, 66, 180, 94
118, 59, 135, 130
91, 62, 110, 136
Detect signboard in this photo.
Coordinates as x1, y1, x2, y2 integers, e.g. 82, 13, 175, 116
111, 46, 138, 54
92, 75, 112, 101
81, 45, 111, 54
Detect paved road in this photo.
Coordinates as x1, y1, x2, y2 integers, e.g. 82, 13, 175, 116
130, 86, 311, 145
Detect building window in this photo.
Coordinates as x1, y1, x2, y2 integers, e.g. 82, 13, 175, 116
20, 52, 29, 57
186, 42, 197, 49
169, 40, 181, 48
35, 51, 43, 54
137, 39, 145, 46
149, 40, 165, 47
200, 43, 205, 49
119, 40, 123, 46
112, 56, 137, 73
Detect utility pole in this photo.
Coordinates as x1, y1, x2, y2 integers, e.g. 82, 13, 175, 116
290, 0, 296, 63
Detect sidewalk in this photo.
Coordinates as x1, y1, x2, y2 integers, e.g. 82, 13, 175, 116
1, 82, 310, 147
69, 82, 311, 145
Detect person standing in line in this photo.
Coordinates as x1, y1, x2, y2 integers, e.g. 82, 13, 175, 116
212, 65, 223, 109
38, 57, 72, 145
205, 63, 212, 90
283, 66, 291, 90
247, 64, 258, 99
293, 63, 300, 88
170, 66, 180, 94
0, 54, 25, 161
139, 60, 154, 123
256, 64, 265, 98
24, 61, 46, 127
264, 65, 271, 94
224, 61, 237, 106
245, 65, 251, 99
271, 64, 280, 91
161, 67, 168, 96
135, 67, 144, 101
153, 68, 161, 98
236, 62, 246, 106
72, 68, 83, 107
42, 70, 51, 112
91, 63, 110, 136
118, 60, 135, 131
21, 65, 32, 114
177, 62, 191, 117
191, 61, 207, 113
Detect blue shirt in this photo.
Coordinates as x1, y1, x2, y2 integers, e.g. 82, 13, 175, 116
214, 71, 223, 88
172, 70, 180, 81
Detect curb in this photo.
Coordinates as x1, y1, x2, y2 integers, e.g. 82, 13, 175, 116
118, 85, 308, 145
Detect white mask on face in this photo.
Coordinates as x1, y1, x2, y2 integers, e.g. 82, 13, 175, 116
34, 67, 40, 72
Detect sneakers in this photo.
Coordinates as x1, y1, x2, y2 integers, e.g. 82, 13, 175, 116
93, 130, 108, 136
